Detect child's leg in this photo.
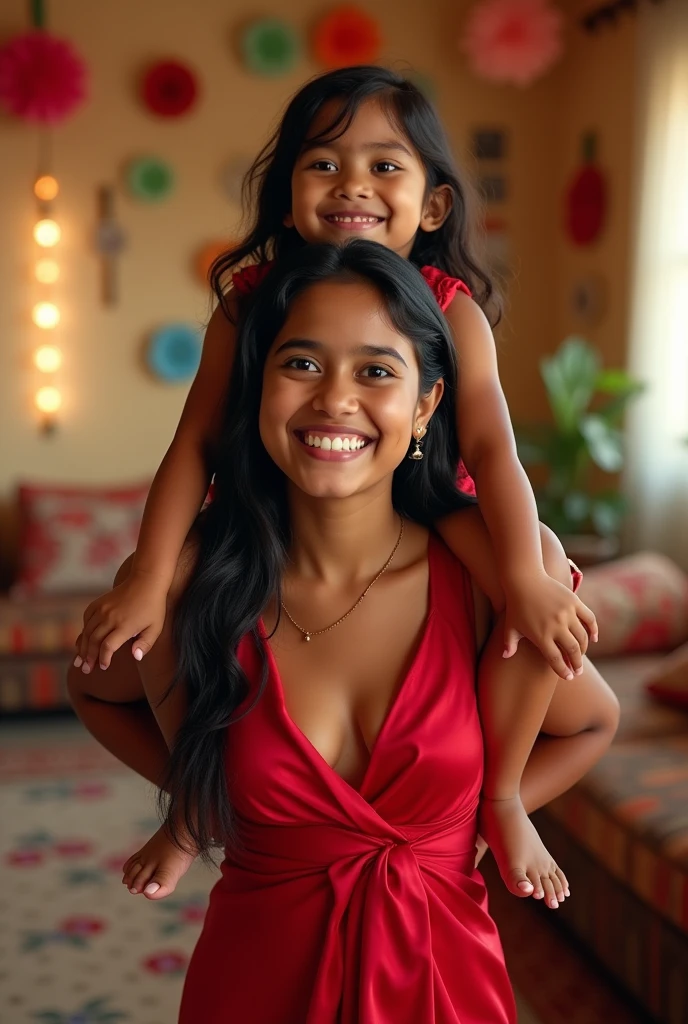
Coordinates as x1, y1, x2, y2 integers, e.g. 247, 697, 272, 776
68, 554, 199, 901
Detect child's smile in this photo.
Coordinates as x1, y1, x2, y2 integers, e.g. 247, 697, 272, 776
288, 98, 444, 258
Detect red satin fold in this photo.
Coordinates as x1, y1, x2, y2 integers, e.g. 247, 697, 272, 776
180, 536, 516, 1023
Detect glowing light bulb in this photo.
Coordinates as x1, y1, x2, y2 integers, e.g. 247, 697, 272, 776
34, 219, 61, 247
35, 386, 62, 414
34, 345, 63, 373
34, 175, 59, 201
32, 302, 60, 329
35, 258, 60, 284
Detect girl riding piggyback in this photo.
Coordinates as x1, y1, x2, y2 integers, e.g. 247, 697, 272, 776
74, 66, 602, 903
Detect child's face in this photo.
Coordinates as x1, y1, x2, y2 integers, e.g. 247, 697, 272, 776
259, 279, 442, 502
288, 99, 448, 258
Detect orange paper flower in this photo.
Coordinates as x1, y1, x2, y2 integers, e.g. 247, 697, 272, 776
312, 6, 383, 68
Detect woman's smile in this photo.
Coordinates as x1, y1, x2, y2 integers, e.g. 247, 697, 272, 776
294, 425, 375, 461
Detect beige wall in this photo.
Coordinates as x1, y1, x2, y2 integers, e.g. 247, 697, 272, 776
0, 0, 636, 494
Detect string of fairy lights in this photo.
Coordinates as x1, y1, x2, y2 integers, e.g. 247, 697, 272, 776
32, 156, 63, 431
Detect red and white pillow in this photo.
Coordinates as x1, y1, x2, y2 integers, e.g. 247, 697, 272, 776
14, 483, 149, 596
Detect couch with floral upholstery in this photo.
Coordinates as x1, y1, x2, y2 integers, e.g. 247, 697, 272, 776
534, 554, 688, 1024
0, 483, 148, 715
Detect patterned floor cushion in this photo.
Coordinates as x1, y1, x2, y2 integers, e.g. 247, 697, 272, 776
596, 655, 688, 742
0, 593, 89, 656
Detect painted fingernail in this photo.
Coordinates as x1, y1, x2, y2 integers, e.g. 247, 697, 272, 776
517, 881, 533, 892
144, 882, 160, 895
575, 667, 584, 676
565, 888, 571, 897
129, 887, 138, 894
81, 663, 91, 675
99, 664, 107, 672
73, 656, 82, 668
133, 648, 143, 662
566, 672, 574, 681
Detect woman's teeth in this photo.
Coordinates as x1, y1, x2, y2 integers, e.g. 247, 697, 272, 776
304, 434, 367, 451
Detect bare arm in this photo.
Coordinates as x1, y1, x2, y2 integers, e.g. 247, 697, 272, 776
77, 297, 239, 671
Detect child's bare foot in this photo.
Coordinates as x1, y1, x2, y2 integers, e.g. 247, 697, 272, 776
479, 796, 570, 910
122, 824, 197, 900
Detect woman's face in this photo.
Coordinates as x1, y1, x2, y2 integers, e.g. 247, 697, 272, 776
259, 279, 443, 502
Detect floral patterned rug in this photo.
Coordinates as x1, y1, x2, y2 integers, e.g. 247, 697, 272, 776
0, 723, 644, 1024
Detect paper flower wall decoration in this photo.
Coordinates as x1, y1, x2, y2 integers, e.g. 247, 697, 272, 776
126, 157, 175, 202
141, 60, 198, 117
241, 20, 301, 76
194, 240, 234, 286
147, 324, 201, 383
312, 6, 383, 68
461, 0, 564, 87
0, 30, 88, 124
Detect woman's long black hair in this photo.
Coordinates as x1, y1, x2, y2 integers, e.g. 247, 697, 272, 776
210, 65, 499, 325
161, 240, 477, 856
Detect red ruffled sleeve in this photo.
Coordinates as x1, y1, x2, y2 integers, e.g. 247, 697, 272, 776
420, 266, 472, 312
231, 262, 274, 295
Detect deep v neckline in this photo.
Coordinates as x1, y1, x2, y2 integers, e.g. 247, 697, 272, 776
260, 534, 438, 799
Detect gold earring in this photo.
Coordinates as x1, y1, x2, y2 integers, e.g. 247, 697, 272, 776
409, 425, 424, 461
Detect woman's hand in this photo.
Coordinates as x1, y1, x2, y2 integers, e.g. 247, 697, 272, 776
502, 572, 598, 681
74, 573, 169, 674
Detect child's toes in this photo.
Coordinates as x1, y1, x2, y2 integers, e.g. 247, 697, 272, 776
122, 860, 142, 889
555, 866, 570, 898
541, 875, 559, 910
527, 869, 544, 900
142, 868, 179, 900
550, 870, 566, 904
128, 862, 156, 895
506, 868, 534, 898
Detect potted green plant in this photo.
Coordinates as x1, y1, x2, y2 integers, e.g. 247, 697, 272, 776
516, 337, 644, 564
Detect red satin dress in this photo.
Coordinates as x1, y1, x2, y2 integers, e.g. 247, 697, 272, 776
179, 535, 517, 1023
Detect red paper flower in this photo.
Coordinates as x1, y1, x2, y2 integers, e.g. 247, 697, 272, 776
461, 0, 563, 87
312, 5, 383, 68
142, 60, 198, 117
0, 31, 88, 124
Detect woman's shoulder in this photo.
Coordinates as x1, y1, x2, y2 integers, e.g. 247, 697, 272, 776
420, 265, 472, 312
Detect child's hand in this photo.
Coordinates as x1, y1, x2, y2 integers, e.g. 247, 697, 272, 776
503, 572, 598, 681
74, 574, 168, 674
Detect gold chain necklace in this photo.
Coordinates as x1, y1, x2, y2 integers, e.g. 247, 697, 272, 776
280, 516, 405, 642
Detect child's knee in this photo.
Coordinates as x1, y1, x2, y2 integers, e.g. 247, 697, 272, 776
539, 524, 573, 589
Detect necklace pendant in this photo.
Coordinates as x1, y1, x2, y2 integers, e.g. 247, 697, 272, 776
304, 633, 311, 642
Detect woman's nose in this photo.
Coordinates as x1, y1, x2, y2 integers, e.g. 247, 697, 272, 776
312, 373, 358, 415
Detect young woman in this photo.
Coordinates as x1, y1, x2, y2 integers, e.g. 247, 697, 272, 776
74, 66, 604, 897
69, 241, 619, 1024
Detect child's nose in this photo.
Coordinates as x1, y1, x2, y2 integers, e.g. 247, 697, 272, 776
335, 173, 373, 200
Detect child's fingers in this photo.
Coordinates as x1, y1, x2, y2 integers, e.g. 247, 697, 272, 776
131, 624, 161, 662
82, 624, 116, 673
97, 630, 130, 670
569, 617, 589, 658
576, 599, 598, 642
544, 643, 574, 681
501, 627, 522, 659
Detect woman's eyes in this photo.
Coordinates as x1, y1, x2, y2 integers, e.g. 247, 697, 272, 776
283, 359, 393, 380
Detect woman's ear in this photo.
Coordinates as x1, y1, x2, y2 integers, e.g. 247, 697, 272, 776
284, 212, 295, 228
419, 186, 452, 234
415, 378, 444, 432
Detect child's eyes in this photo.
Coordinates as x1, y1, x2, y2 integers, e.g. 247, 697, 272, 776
284, 357, 319, 372
310, 160, 337, 172
373, 161, 401, 173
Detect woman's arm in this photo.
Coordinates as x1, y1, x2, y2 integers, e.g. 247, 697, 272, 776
77, 299, 238, 672
437, 293, 597, 675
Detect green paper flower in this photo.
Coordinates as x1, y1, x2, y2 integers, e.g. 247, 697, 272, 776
126, 156, 174, 202
240, 19, 300, 77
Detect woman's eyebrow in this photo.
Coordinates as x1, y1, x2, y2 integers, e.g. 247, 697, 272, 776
274, 338, 407, 367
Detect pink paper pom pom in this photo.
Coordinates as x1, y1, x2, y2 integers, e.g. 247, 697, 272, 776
0, 31, 88, 125
462, 0, 564, 87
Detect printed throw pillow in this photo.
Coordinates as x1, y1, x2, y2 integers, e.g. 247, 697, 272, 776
645, 642, 688, 710
14, 483, 149, 596
577, 552, 688, 658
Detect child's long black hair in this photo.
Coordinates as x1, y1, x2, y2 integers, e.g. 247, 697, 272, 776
211, 65, 499, 325
161, 240, 477, 855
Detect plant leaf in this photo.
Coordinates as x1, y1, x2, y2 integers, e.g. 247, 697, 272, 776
540, 337, 600, 433
562, 492, 591, 524
580, 415, 624, 472
591, 493, 627, 536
